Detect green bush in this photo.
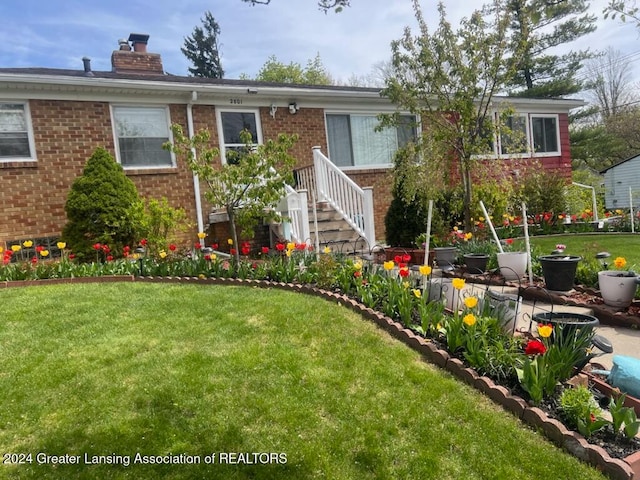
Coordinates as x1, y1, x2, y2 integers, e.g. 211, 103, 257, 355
62, 147, 143, 261
384, 180, 430, 247
137, 197, 190, 256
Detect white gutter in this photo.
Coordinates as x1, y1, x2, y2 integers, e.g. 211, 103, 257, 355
186, 91, 205, 245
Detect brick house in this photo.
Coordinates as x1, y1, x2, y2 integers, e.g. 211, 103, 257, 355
0, 34, 582, 253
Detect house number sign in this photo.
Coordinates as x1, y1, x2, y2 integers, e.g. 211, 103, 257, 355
229, 98, 243, 105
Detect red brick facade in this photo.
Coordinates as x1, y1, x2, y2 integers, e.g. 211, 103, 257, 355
0, 99, 574, 249
0, 39, 579, 250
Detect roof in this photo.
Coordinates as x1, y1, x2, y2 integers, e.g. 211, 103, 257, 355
600, 153, 640, 174
0, 66, 587, 111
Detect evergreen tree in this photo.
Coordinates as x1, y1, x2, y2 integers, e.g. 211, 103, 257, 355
62, 147, 142, 261
507, 0, 597, 97
182, 11, 224, 78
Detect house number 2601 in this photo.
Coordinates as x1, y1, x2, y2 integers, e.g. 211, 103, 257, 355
229, 98, 243, 105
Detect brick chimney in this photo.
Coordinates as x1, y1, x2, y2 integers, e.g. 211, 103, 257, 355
111, 33, 164, 75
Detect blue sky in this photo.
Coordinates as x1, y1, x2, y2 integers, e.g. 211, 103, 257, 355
0, 0, 638, 86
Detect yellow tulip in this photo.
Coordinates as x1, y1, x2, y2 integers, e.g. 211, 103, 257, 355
452, 278, 466, 290
323, 246, 331, 254
537, 324, 553, 338
227, 238, 234, 245
0, 246, 3, 254
419, 265, 432, 276
412, 289, 421, 299
383, 261, 395, 270
463, 314, 477, 326
464, 296, 478, 309
23, 240, 33, 248
197, 232, 206, 239
354, 261, 362, 271
286, 242, 295, 251
159, 251, 167, 259
40, 250, 49, 257
11, 245, 21, 252
57, 242, 66, 249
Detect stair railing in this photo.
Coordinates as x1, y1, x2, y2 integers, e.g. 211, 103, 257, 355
281, 185, 310, 245
312, 146, 375, 247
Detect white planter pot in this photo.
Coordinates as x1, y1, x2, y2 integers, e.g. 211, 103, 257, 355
598, 270, 640, 308
497, 252, 527, 281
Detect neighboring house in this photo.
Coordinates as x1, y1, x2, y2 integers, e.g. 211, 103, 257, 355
601, 153, 640, 209
0, 33, 583, 252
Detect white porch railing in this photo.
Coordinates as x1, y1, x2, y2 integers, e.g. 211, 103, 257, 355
312, 146, 376, 247
280, 185, 310, 244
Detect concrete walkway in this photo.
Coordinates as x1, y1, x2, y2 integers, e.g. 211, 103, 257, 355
482, 284, 639, 370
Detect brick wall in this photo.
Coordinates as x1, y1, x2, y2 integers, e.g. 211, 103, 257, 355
0, 100, 203, 249
0, 99, 573, 252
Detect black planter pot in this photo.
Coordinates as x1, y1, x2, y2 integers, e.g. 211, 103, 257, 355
538, 254, 582, 292
463, 253, 489, 274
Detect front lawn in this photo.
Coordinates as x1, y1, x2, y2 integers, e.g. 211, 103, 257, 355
0, 282, 606, 480
528, 233, 640, 267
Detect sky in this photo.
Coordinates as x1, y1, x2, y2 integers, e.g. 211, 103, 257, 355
0, 0, 639, 88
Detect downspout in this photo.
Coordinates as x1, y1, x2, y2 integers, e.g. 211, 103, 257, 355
187, 91, 205, 246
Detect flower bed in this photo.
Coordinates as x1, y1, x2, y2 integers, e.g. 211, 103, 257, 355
3, 235, 640, 478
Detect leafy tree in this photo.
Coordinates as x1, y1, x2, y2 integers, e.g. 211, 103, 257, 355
164, 126, 297, 266
181, 11, 224, 78
241, 0, 349, 13
506, 0, 597, 98
604, 0, 640, 26
243, 54, 333, 85
382, 0, 516, 230
62, 147, 142, 261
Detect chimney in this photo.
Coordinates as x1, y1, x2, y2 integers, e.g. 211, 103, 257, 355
111, 33, 164, 75
82, 57, 94, 77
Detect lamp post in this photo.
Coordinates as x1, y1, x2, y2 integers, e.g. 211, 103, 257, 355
596, 251, 611, 270
134, 247, 145, 276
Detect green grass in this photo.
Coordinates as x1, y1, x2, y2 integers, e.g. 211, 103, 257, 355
527, 233, 640, 267
0, 283, 606, 480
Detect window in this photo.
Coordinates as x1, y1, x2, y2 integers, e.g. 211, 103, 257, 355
217, 110, 262, 164
112, 106, 173, 168
0, 102, 35, 161
476, 112, 561, 158
326, 114, 417, 168
499, 115, 528, 155
531, 115, 559, 154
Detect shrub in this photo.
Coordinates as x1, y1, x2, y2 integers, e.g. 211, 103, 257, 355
560, 386, 607, 438
137, 197, 190, 256
384, 181, 430, 247
62, 147, 142, 261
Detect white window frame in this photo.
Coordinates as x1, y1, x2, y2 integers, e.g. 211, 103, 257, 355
324, 111, 419, 171
0, 101, 37, 163
215, 108, 263, 165
530, 113, 561, 157
110, 105, 175, 169
474, 112, 561, 159
497, 113, 530, 158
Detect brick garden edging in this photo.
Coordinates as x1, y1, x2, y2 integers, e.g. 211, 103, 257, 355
3, 275, 638, 479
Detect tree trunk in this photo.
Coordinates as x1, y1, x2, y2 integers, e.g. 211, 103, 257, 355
227, 206, 241, 273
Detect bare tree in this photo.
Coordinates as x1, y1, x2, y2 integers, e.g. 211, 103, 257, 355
586, 48, 636, 120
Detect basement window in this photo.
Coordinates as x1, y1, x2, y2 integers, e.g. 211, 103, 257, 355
112, 106, 174, 168
0, 102, 36, 161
